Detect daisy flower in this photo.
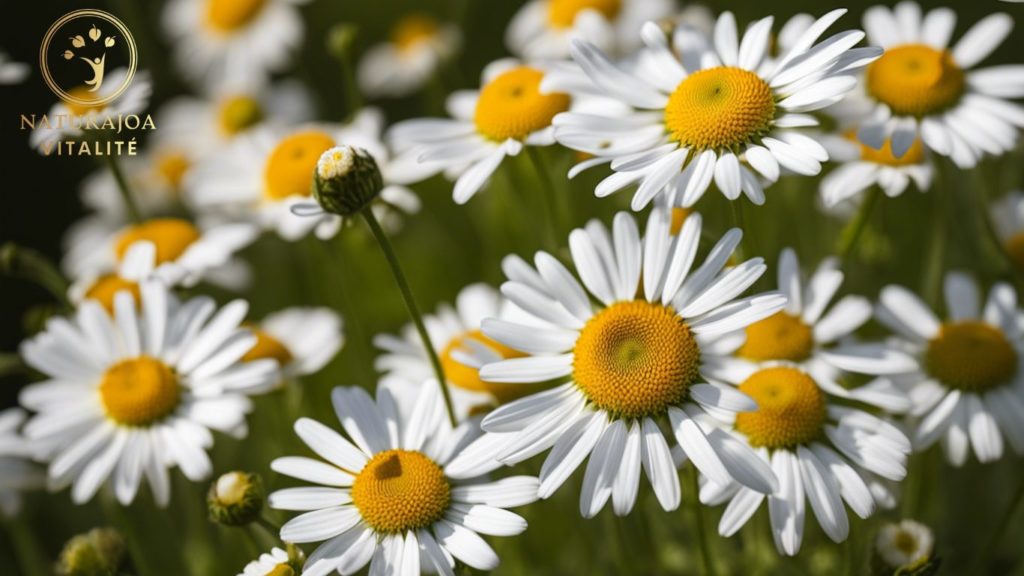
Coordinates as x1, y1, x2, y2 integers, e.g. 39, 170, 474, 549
68, 242, 158, 313
700, 359, 911, 556
820, 128, 933, 207
375, 283, 542, 420
18, 280, 279, 506
241, 307, 344, 386
0, 408, 44, 516
553, 10, 880, 209
238, 547, 302, 576
875, 519, 935, 571
268, 381, 539, 575
0, 50, 29, 84
388, 59, 573, 204
189, 108, 421, 240
855, 2, 1024, 168
505, 0, 675, 61
162, 0, 310, 89
989, 190, 1024, 271
358, 13, 461, 99
445, 209, 787, 517
875, 273, 1024, 465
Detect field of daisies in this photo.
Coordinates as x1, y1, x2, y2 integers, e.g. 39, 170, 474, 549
3, 0, 1024, 574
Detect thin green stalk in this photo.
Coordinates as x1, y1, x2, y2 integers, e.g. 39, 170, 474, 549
689, 468, 717, 576
360, 208, 457, 428
838, 188, 881, 264
922, 165, 949, 307
318, 237, 377, 387
104, 154, 142, 223
526, 146, 567, 241
0, 243, 71, 305
971, 475, 1024, 574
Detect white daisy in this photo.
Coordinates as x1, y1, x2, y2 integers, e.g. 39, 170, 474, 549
552, 10, 880, 209
820, 128, 933, 207
854, 2, 1024, 168
268, 381, 539, 575
445, 209, 787, 517
18, 280, 279, 506
162, 0, 310, 89
189, 108, 421, 240
242, 307, 344, 385
387, 59, 573, 204
505, 0, 675, 61
875, 519, 934, 570
0, 50, 30, 84
238, 547, 300, 576
68, 241, 158, 313
875, 272, 1024, 465
699, 359, 911, 556
990, 190, 1024, 271
0, 408, 44, 516
358, 13, 461, 98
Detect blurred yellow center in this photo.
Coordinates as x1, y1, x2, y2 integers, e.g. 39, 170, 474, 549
64, 86, 106, 115
100, 356, 180, 426
85, 275, 140, 313
670, 208, 691, 236
734, 367, 826, 449
264, 131, 336, 200
665, 67, 776, 151
474, 67, 571, 142
218, 95, 264, 135
547, 0, 622, 28
115, 218, 201, 265
1004, 232, 1024, 271
737, 312, 814, 362
266, 565, 294, 576
241, 328, 294, 365
205, 0, 267, 33
351, 449, 450, 533
926, 321, 1016, 392
866, 44, 964, 117
573, 300, 700, 418
441, 330, 529, 403
390, 14, 440, 52
155, 151, 191, 189
846, 129, 925, 166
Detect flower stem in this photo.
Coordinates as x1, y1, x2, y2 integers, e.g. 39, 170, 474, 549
524, 147, 563, 252
104, 153, 142, 223
922, 164, 949, 307
838, 188, 880, 265
0, 242, 70, 305
360, 207, 457, 428
971, 474, 1024, 573
689, 467, 717, 576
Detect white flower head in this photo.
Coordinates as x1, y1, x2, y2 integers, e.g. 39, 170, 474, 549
358, 13, 461, 98
876, 519, 934, 570
0, 409, 45, 517
242, 307, 344, 385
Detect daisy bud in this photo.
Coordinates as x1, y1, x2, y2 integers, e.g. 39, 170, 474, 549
872, 520, 938, 575
207, 471, 264, 526
312, 145, 383, 216
56, 527, 126, 576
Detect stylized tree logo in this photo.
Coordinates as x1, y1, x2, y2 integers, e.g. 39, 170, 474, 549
62, 24, 118, 93
39, 9, 137, 107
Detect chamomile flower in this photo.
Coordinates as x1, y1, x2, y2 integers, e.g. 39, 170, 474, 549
505, 0, 675, 61
875, 519, 935, 571
162, 0, 310, 89
238, 547, 302, 576
241, 307, 344, 385
358, 14, 461, 99
18, 280, 279, 506
0, 408, 44, 516
445, 210, 786, 517
553, 10, 880, 209
701, 361, 911, 556
388, 59, 572, 204
820, 129, 933, 207
375, 283, 540, 420
69, 242, 158, 313
189, 108, 420, 240
989, 190, 1024, 271
0, 50, 29, 84
876, 273, 1024, 465
268, 381, 539, 575
854, 2, 1024, 168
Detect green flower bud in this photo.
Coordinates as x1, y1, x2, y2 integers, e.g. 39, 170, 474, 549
312, 146, 383, 217
207, 471, 264, 526
56, 527, 126, 576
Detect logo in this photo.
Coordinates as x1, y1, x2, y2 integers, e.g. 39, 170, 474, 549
39, 9, 137, 108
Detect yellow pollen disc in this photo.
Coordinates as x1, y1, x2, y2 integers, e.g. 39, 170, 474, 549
926, 321, 1017, 392
99, 356, 180, 426
205, 0, 267, 33
670, 208, 692, 236
844, 129, 925, 167
241, 328, 294, 365
266, 566, 294, 576
1004, 232, 1024, 272
664, 66, 776, 151
894, 530, 918, 555
547, 0, 622, 28
441, 330, 529, 403
84, 275, 140, 313
264, 131, 336, 201
390, 14, 440, 53
64, 86, 106, 116
115, 218, 201, 265
866, 44, 965, 118
218, 95, 264, 135
351, 449, 451, 533
734, 367, 826, 449
473, 67, 571, 142
155, 151, 191, 189
737, 312, 814, 363
573, 300, 700, 418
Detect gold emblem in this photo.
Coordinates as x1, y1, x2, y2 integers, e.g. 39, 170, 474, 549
39, 9, 137, 107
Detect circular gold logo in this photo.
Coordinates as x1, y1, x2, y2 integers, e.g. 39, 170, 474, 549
39, 9, 137, 108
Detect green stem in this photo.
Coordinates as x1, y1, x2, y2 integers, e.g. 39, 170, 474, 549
360, 208, 457, 428
104, 154, 142, 223
0, 243, 71, 305
922, 165, 949, 307
971, 475, 1024, 574
526, 146, 566, 248
689, 468, 717, 576
838, 188, 881, 264
3, 516, 49, 576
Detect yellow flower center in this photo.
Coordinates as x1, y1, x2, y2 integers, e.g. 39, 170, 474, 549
205, 0, 267, 33
155, 150, 191, 189
573, 300, 700, 419
547, 0, 622, 28
926, 321, 1017, 392
390, 14, 440, 53
845, 129, 925, 167
350, 449, 451, 534
866, 44, 965, 118
241, 328, 294, 366
1004, 232, 1024, 272
266, 566, 295, 576
218, 95, 264, 136
670, 208, 692, 236
99, 356, 181, 426
737, 312, 814, 363
115, 218, 201, 265
893, 529, 918, 555
665, 67, 776, 151
734, 366, 826, 449
264, 131, 336, 201
64, 86, 106, 116
84, 275, 140, 313
441, 330, 530, 403
473, 67, 571, 142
